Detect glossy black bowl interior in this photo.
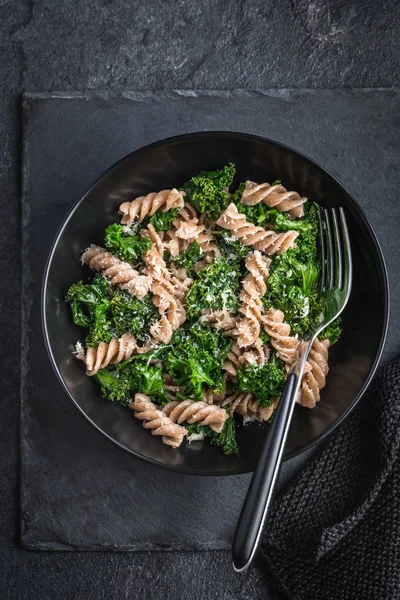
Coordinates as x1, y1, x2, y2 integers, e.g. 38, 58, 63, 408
42, 132, 389, 475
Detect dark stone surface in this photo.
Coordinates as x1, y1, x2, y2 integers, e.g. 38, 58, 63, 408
18, 88, 400, 583
1, 2, 400, 598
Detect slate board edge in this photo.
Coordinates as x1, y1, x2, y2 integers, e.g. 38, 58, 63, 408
20, 93, 37, 549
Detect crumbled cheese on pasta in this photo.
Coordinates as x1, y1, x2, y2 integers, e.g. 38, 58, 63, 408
123, 221, 139, 236
73, 341, 85, 356
187, 431, 205, 443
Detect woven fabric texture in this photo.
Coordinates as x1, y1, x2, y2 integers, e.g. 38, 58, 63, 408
263, 358, 400, 600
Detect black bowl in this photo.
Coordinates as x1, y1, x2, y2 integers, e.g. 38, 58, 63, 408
42, 132, 389, 475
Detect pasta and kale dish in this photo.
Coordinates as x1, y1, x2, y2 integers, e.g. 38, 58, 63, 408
66, 164, 341, 455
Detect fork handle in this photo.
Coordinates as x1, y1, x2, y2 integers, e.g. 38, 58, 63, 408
232, 372, 298, 572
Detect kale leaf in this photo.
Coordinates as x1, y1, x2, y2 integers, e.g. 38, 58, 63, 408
85, 301, 114, 346
166, 322, 232, 398
104, 223, 151, 262
173, 240, 203, 274
185, 415, 239, 456
262, 201, 322, 339
182, 163, 235, 220
110, 289, 158, 341
145, 208, 180, 232
321, 317, 342, 345
94, 354, 167, 406
186, 258, 240, 317
66, 275, 113, 344
213, 229, 251, 265
236, 354, 286, 407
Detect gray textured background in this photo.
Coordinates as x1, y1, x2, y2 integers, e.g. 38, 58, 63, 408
1, 2, 400, 599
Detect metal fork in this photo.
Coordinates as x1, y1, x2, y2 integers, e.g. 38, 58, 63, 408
232, 207, 353, 573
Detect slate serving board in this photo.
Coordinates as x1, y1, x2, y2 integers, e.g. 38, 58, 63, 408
21, 90, 400, 551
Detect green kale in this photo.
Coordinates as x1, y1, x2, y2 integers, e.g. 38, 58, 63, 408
146, 208, 180, 232
166, 322, 232, 398
213, 416, 238, 455
94, 356, 167, 406
185, 415, 238, 455
186, 258, 240, 317
173, 240, 203, 274
93, 367, 132, 405
262, 201, 321, 339
104, 223, 151, 262
236, 354, 286, 407
182, 163, 235, 220
321, 317, 342, 346
127, 361, 167, 403
66, 276, 109, 327
213, 229, 251, 264
110, 289, 158, 341
85, 301, 114, 346
66, 275, 113, 345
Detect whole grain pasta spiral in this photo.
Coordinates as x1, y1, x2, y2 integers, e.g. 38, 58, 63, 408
129, 393, 187, 448
142, 226, 186, 343
240, 180, 308, 218
233, 251, 271, 347
216, 203, 298, 255
77, 333, 139, 376
163, 400, 228, 433
262, 308, 299, 364
297, 339, 330, 408
119, 188, 185, 224
219, 393, 279, 423
81, 244, 151, 299
199, 309, 238, 334
164, 216, 219, 262
223, 340, 270, 377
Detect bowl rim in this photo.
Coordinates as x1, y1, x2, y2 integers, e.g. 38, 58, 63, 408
41, 130, 390, 476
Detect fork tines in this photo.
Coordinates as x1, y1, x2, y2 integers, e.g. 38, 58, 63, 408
318, 207, 352, 293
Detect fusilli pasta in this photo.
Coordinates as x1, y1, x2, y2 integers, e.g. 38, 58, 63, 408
142, 225, 186, 343
232, 251, 270, 347
216, 203, 299, 255
129, 393, 187, 448
297, 339, 330, 408
223, 339, 270, 377
119, 188, 185, 224
240, 180, 307, 218
217, 393, 279, 423
262, 307, 299, 364
163, 400, 228, 433
81, 244, 151, 299
199, 309, 238, 334
164, 215, 219, 261
77, 333, 148, 376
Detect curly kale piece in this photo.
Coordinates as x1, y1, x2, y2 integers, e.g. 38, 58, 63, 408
94, 352, 168, 406
104, 223, 151, 262
110, 289, 158, 341
236, 354, 286, 407
143, 208, 180, 232
262, 201, 323, 339
185, 414, 238, 456
166, 322, 232, 398
173, 240, 203, 274
186, 258, 240, 317
320, 317, 342, 346
93, 367, 132, 405
66, 275, 113, 345
182, 163, 236, 220
213, 229, 251, 265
